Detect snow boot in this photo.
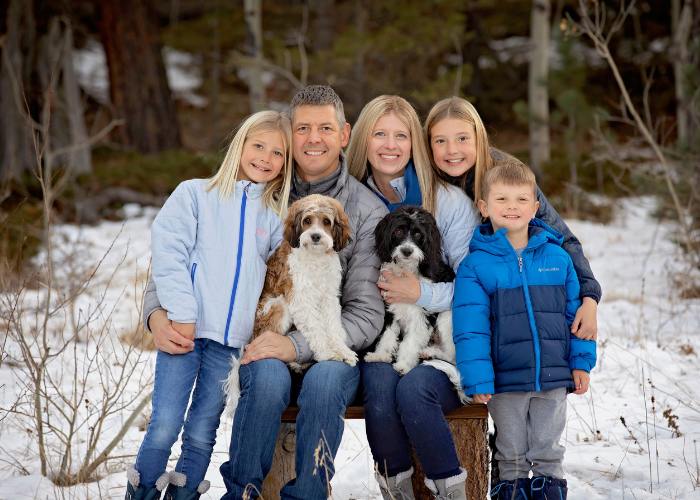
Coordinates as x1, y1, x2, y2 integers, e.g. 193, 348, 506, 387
424, 468, 468, 499
163, 472, 211, 500
530, 476, 567, 500
489, 478, 530, 500
125, 465, 169, 500
375, 467, 416, 500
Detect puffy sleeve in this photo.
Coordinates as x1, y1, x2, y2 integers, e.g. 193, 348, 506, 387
452, 257, 495, 396
150, 182, 199, 323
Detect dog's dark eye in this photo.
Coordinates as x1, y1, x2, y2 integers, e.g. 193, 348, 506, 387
304, 217, 311, 224
323, 218, 331, 226
413, 231, 422, 240
395, 229, 403, 237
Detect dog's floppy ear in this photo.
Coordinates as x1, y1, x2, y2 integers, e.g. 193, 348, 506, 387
373, 212, 392, 263
331, 199, 352, 251
283, 199, 304, 248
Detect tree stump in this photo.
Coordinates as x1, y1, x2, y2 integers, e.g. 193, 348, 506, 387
260, 406, 488, 500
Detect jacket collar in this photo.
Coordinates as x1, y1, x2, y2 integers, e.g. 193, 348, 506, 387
469, 218, 564, 256
365, 159, 422, 211
291, 154, 348, 201
234, 179, 264, 200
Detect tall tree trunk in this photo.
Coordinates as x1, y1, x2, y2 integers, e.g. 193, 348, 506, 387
98, 0, 181, 154
0, 0, 36, 181
245, 0, 265, 112
60, 20, 92, 175
672, 0, 692, 143
314, 0, 335, 51
528, 0, 551, 178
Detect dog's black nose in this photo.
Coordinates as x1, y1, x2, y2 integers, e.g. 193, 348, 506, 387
401, 248, 413, 257
311, 233, 321, 243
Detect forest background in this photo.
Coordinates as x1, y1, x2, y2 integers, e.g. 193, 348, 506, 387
1, 0, 700, 497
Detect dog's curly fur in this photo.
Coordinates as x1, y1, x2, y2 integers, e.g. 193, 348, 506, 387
224, 194, 356, 415
364, 206, 457, 375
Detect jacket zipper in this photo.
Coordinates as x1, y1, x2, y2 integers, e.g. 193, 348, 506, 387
518, 254, 541, 391
223, 184, 249, 345
190, 263, 197, 283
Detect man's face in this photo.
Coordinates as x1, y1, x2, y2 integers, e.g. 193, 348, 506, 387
292, 104, 351, 182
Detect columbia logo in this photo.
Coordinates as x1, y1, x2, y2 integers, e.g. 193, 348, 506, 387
256, 228, 267, 236
538, 267, 560, 272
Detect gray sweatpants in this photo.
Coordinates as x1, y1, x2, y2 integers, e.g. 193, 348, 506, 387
486, 387, 567, 480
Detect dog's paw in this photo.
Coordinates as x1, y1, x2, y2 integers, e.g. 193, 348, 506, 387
392, 360, 415, 376
364, 351, 391, 363
419, 347, 444, 360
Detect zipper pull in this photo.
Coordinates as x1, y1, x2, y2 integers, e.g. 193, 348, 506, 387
244, 182, 250, 194
518, 256, 523, 272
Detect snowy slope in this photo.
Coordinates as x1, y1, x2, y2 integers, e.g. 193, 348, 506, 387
1, 197, 699, 500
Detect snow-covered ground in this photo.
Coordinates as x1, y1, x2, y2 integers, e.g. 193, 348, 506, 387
1, 197, 699, 499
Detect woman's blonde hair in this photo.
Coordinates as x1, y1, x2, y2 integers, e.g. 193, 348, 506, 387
206, 110, 293, 217
346, 95, 442, 215
424, 97, 492, 202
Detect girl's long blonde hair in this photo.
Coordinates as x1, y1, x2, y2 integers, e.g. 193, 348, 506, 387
206, 110, 293, 217
424, 97, 492, 203
346, 95, 442, 215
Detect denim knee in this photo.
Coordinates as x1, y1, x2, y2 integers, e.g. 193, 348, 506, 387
146, 410, 184, 450
240, 358, 291, 409
302, 361, 358, 408
395, 367, 439, 418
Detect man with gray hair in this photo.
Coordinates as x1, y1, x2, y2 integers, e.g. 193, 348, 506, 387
143, 85, 387, 499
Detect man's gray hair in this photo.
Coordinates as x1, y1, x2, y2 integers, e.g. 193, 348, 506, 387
289, 85, 346, 127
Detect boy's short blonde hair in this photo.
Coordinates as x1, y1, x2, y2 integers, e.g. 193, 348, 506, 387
481, 160, 537, 201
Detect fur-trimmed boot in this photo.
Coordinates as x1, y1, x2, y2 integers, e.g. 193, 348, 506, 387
530, 476, 567, 500
125, 465, 169, 500
424, 468, 468, 500
163, 472, 211, 500
489, 478, 530, 500
375, 467, 416, 500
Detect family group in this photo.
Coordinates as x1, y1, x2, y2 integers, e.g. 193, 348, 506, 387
126, 85, 599, 500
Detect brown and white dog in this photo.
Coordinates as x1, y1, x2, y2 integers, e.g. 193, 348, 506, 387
224, 194, 356, 414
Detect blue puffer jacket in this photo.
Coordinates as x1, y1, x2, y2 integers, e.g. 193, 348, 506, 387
452, 219, 596, 396
150, 179, 283, 347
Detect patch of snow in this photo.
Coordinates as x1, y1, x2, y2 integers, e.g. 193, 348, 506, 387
1, 197, 699, 499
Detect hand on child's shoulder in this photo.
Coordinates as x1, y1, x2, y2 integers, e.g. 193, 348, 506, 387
172, 321, 195, 341
572, 369, 590, 395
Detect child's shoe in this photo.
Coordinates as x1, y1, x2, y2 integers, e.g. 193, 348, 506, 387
489, 478, 530, 500
530, 476, 567, 500
125, 466, 169, 500
424, 468, 468, 499
163, 472, 210, 500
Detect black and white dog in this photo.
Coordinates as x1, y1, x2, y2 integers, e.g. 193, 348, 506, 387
365, 206, 457, 376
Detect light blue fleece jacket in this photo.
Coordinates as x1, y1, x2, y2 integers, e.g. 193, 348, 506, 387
366, 175, 481, 312
150, 179, 283, 347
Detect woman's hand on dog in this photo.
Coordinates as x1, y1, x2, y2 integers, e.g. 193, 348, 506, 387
377, 270, 421, 304
149, 310, 195, 354
241, 330, 297, 364
570, 297, 598, 341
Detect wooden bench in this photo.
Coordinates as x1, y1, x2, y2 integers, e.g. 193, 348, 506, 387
261, 405, 489, 500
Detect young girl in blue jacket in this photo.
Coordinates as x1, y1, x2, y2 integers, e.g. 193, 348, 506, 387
125, 111, 293, 500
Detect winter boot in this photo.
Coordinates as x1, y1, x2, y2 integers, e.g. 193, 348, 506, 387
375, 467, 416, 500
530, 476, 567, 500
163, 472, 211, 500
424, 468, 468, 500
125, 465, 170, 500
489, 478, 530, 500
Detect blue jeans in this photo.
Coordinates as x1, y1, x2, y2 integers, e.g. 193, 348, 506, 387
361, 362, 462, 479
219, 359, 360, 500
135, 339, 236, 490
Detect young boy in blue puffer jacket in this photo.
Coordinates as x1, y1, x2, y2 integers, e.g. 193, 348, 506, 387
453, 161, 596, 500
